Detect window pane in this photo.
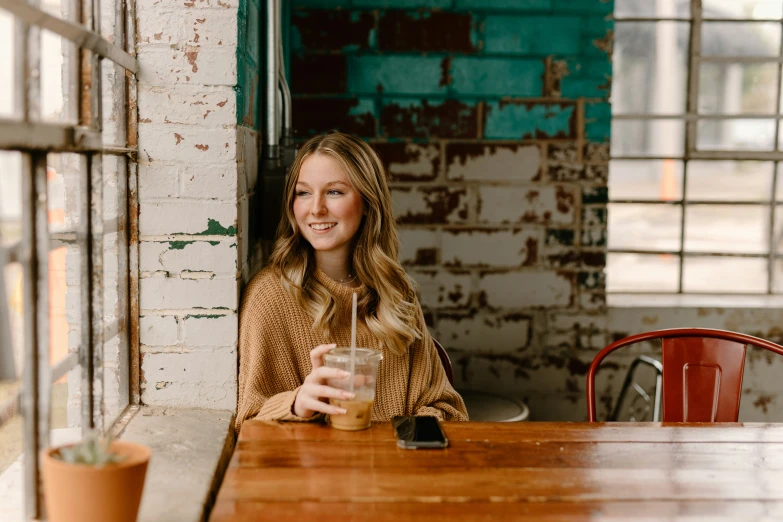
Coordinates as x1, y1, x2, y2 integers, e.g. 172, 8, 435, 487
699, 62, 779, 115
702, 22, 781, 57
615, 0, 690, 18
771, 203, 783, 253
613, 22, 689, 115
696, 118, 776, 151
47, 154, 82, 434
100, 153, 130, 424
40, 29, 67, 123
683, 256, 767, 293
685, 204, 769, 254
686, 160, 773, 201
774, 259, 783, 292
776, 163, 783, 201
1, 151, 23, 475
704, 0, 783, 19
0, 11, 19, 120
1, 261, 23, 477
610, 159, 684, 201
609, 203, 682, 251
607, 253, 680, 292
612, 119, 685, 156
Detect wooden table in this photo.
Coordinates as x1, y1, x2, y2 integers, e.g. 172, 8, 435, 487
210, 421, 783, 521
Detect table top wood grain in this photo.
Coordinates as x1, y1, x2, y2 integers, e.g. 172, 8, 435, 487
210, 421, 783, 521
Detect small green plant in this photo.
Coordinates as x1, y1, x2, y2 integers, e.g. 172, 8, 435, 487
54, 430, 126, 467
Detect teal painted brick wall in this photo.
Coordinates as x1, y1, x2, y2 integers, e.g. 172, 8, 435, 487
289, 0, 614, 421
237, 0, 261, 128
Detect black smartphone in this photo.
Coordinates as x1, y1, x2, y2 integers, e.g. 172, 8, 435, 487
392, 416, 449, 449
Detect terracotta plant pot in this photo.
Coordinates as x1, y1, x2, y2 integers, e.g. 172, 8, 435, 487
41, 440, 151, 522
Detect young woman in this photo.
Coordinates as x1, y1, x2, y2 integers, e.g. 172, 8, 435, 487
235, 132, 468, 433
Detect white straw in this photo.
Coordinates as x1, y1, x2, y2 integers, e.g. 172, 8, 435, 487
349, 292, 357, 393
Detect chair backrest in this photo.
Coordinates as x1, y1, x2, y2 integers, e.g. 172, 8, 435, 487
587, 328, 783, 422
432, 338, 454, 386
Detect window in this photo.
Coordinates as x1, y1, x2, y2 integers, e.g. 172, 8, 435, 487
0, 0, 138, 518
609, 0, 783, 294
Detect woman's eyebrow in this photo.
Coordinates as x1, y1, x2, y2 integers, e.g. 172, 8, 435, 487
295, 181, 349, 188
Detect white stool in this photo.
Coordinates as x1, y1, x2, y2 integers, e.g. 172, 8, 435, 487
458, 389, 529, 422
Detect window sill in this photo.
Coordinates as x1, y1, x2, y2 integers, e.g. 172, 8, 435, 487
0, 406, 235, 522
121, 406, 235, 522
608, 293, 783, 309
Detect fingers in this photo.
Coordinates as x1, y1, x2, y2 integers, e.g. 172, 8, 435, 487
305, 365, 350, 384
297, 386, 354, 416
309, 343, 337, 370
306, 384, 355, 401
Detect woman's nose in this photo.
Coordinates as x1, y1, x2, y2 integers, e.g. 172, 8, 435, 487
310, 195, 327, 215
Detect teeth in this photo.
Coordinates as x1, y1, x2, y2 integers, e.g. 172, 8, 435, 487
311, 223, 336, 231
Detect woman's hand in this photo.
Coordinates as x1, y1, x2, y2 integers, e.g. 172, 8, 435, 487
293, 343, 356, 418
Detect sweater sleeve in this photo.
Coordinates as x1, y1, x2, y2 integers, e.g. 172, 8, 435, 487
234, 276, 322, 434
408, 304, 469, 421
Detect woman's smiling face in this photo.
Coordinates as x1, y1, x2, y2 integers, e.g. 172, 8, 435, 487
293, 153, 365, 256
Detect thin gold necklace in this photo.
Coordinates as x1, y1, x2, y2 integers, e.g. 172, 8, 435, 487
336, 273, 357, 285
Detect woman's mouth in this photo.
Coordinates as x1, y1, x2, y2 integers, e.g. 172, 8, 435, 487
310, 223, 336, 232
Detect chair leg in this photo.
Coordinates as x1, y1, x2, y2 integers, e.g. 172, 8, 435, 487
608, 355, 663, 422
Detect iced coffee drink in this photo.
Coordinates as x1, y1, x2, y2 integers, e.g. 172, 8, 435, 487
328, 398, 374, 431
323, 348, 382, 431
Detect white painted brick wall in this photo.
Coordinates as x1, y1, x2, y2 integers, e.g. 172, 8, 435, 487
141, 351, 236, 410
442, 228, 541, 267
479, 271, 573, 308
136, 0, 241, 411
182, 314, 238, 347
438, 313, 533, 354
137, 10, 237, 47
140, 241, 237, 274
138, 201, 236, 235
138, 85, 235, 126
137, 124, 236, 164
140, 277, 237, 310
409, 270, 472, 309
399, 229, 439, 266
140, 315, 179, 346
137, 47, 237, 86
478, 186, 576, 225
446, 144, 540, 181
386, 144, 439, 179
139, 163, 179, 200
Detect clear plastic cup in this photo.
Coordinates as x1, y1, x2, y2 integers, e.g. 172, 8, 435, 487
322, 347, 383, 431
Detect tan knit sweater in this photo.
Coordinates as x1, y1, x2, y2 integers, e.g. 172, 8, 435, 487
235, 267, 468, 433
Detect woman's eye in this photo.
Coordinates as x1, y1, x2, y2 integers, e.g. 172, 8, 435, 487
327, 190, 343, 196
295, 190, 309, 197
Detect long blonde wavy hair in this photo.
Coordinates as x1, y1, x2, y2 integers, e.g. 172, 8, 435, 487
269, 132, 421, 355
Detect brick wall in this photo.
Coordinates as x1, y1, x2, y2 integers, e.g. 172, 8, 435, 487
290, 0, 613, 420
135, 0, 242, 410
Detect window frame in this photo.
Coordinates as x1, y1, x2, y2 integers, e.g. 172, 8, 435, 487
0, 0, 139, 517
610, 1, 783, 294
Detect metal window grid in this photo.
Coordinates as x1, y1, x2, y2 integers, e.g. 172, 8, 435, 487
0, 0, 138, 517
610, 2, 783, 294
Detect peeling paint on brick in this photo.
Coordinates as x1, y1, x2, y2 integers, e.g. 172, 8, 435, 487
381, 99, 479, 139
195, 218, 237, 236
293, 97, 376, 137
373, 142, 440, 182
168, 240, 196, 250
292, 10, 375, 51
543, 56, 569, 98
378, 10, 475, 52
394, 186, 469, 224
446, 143, 540, 182
593, 29, 614, 57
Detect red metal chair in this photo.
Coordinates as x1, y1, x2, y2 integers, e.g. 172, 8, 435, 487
432, 338, 454, 386
587, 328, 783, 422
